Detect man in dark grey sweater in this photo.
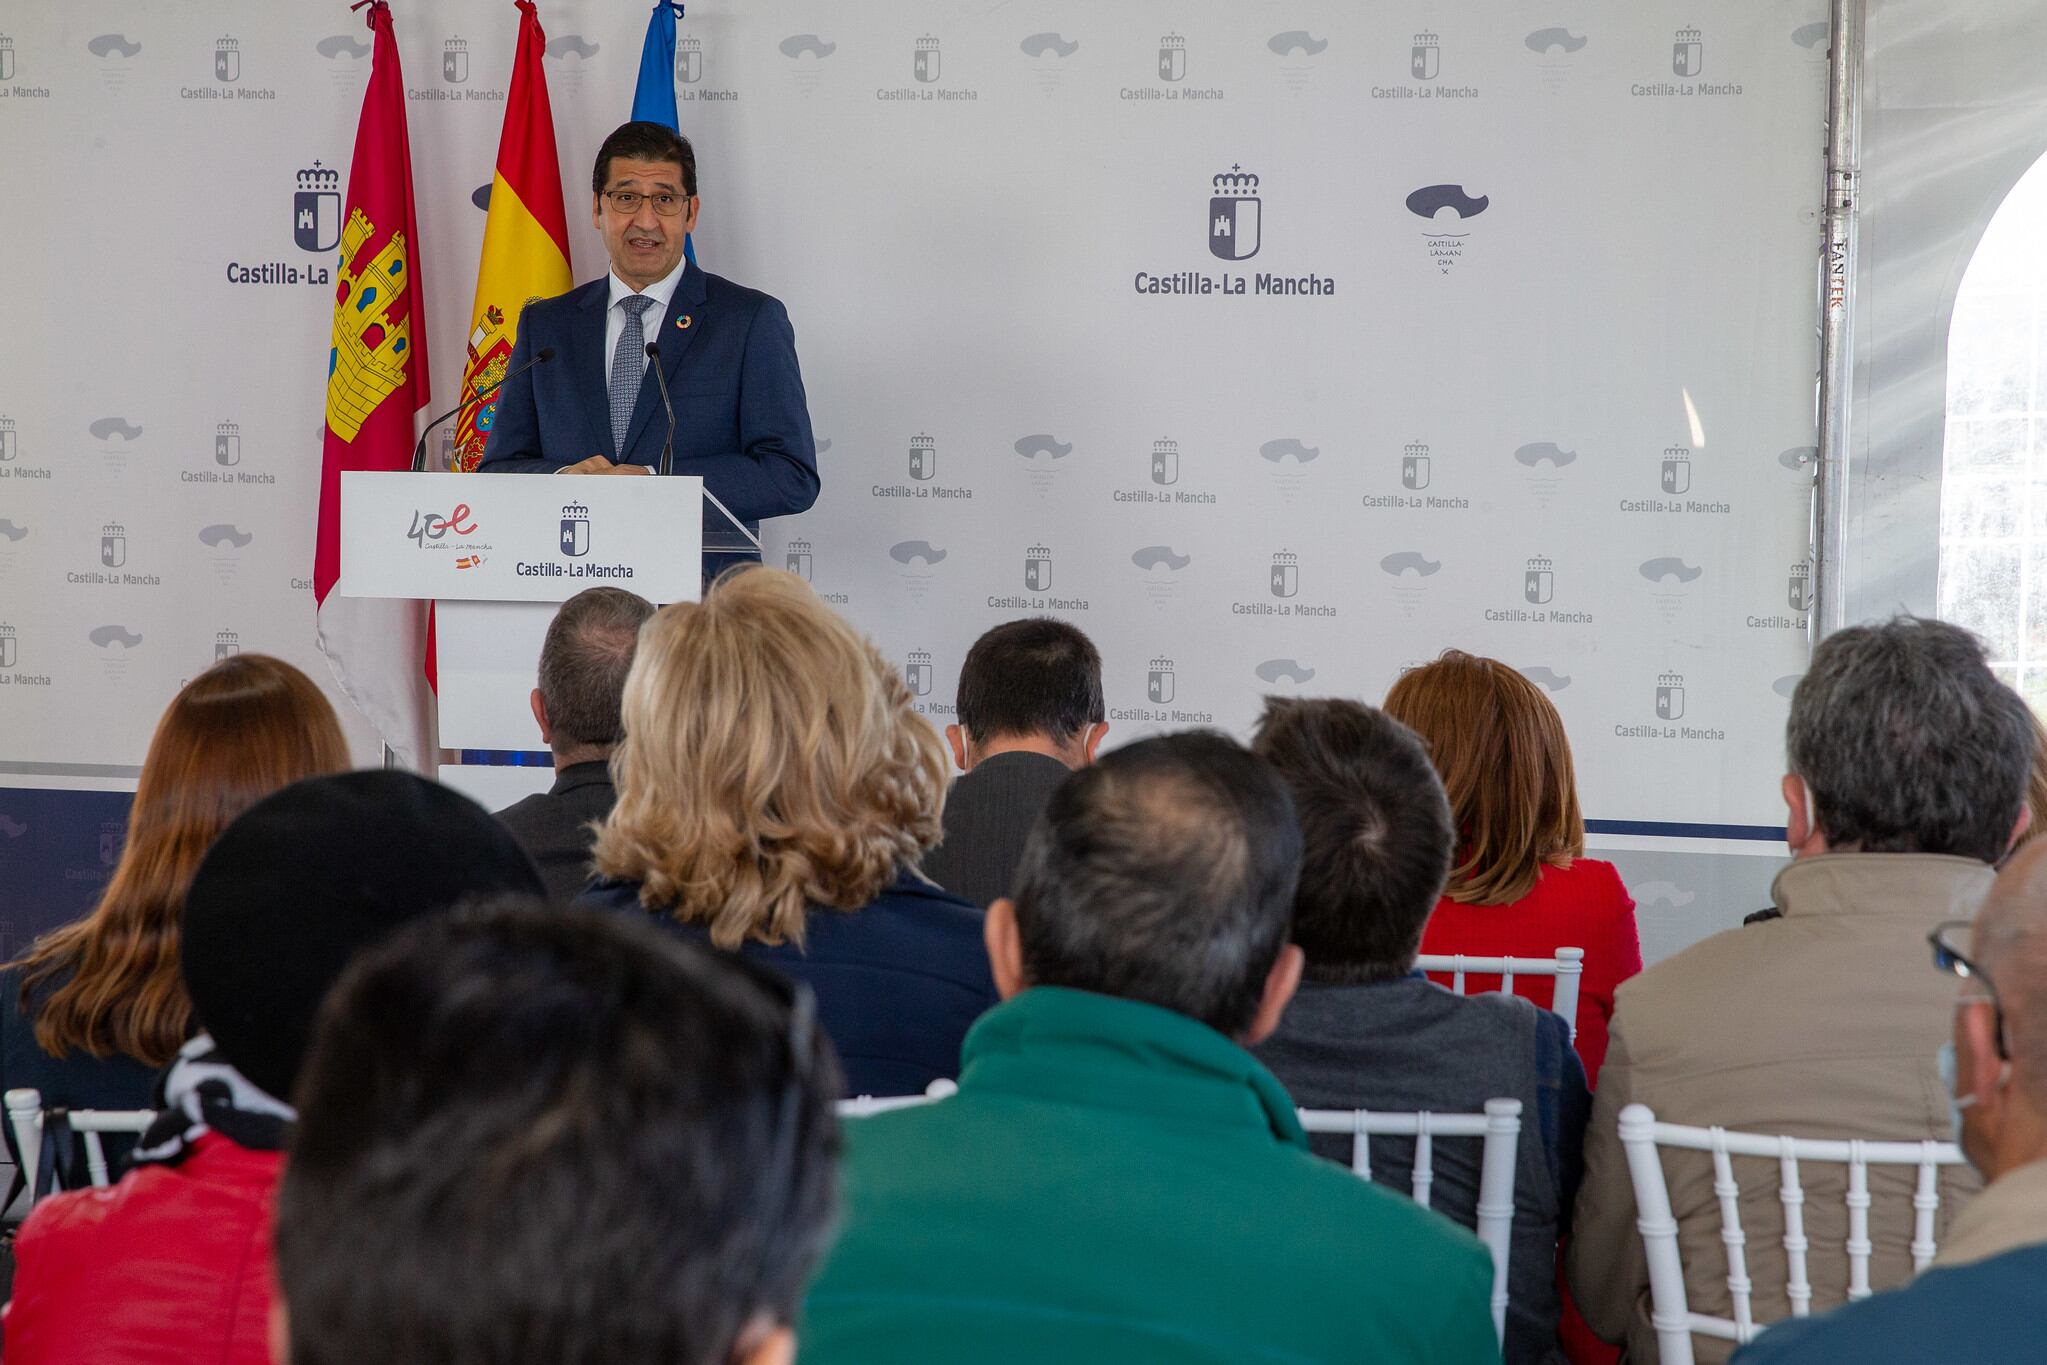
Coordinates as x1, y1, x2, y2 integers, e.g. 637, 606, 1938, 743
1251, 697, 1589, 1365
495, 587, 653, 901
920, 618, 1107, 909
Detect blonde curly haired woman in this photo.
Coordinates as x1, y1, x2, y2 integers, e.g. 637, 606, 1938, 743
581, 567, 997, 1096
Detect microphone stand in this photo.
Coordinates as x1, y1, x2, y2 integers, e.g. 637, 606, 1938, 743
410, 346, 556, 471
643, 341, 762, 552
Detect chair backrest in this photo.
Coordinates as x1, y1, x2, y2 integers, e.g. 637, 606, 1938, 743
1296, 1097, 1523, 1348
835, 1076, 958, 1119
1416, 947, 1584, 1040
833, 1085, 1524, 1350
5, 1087, 155, 1200
1617, 1101, 1969, 1365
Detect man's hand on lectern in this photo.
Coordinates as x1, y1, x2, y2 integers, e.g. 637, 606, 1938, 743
556, 456, 650, 476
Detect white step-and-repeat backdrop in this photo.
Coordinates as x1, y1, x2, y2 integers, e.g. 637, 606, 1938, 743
0, 1, 1827, 954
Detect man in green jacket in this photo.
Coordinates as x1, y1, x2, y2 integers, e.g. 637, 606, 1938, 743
803, 733, 1500, 1364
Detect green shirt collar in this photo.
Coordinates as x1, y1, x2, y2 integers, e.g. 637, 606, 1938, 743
958, 987, 1308, 1149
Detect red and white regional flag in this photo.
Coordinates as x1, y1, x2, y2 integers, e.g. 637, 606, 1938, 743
312, 0, 433, 766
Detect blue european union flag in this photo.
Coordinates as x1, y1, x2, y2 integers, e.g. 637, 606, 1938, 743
631, 1, 696, 265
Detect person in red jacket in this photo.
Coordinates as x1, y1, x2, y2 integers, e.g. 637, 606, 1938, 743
1384, 651, 1642, 1087
1, 772, 542, 1365
1387, 650, 1643, 1365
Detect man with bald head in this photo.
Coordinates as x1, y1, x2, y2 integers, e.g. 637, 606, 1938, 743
1733, 838, 2047, 1362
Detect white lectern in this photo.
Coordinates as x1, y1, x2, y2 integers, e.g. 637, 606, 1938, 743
336, 471, 706, 803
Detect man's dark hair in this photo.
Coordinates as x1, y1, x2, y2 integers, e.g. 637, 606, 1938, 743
1788, 615, 2035, 861
1252, 698, 1455, 985
592, 120, 697, 196
1009, 732, 1301, 1035
537, 587, 654, 751
275, 901, 840, 1365
956, 617, 1105, 745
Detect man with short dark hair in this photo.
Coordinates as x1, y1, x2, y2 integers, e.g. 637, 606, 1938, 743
1250, 697, 1589, 1365
921, 618, 1107, 907
269, 901, 841, 1365
1570, 617, 2037, 1364
803, 733, 1500, 1364
1731, 837, 2047, 1362
481, 121, 818, 557
496, 586, 654, 900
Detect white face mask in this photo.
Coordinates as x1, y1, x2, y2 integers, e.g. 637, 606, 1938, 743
1936, 1041, 1978, 1154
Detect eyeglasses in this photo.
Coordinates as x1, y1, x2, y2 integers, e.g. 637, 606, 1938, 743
601, 189, 692, 217
1929, 919, 2009, 1059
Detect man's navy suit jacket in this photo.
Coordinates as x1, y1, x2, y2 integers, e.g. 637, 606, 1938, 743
477, 263, 819, 541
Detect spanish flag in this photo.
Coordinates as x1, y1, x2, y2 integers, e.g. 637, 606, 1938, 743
451, 0, 572, 473
314, 0, 432, 766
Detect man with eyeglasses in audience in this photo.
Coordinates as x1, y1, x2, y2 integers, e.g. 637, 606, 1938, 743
481, 121, 818, 564
1732, 839, 2047, 1362
802, 733, 1499, 1364
1569, 617, 2034, 1363
269, 902, 841, 1365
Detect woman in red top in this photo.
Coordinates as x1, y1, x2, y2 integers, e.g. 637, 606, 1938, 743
1384, 650, 1642, 1087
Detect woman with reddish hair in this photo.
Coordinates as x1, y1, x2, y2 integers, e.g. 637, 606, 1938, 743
1384, 650, 1642, 1086
1, 655, 349, 1183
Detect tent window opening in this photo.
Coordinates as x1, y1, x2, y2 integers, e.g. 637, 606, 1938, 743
1939, 152, 2047, 706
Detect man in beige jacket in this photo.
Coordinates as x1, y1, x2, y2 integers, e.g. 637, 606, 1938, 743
1728, 837, 2047, 1362
1567, 617, 2034, 1364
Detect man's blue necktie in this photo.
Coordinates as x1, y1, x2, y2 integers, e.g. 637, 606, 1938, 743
609, 294, 656, 457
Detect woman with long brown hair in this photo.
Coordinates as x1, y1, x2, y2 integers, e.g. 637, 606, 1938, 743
2, 655, 349, 1175
1383, 649, 1641, 1086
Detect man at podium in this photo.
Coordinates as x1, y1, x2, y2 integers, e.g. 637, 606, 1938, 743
480, 122, 819, 555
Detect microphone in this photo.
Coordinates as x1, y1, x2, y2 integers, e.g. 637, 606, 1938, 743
410, 345, 556, 472
645, 340, 676, 478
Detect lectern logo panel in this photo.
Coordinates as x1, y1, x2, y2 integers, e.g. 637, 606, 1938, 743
560, 503, 590, 558
408, 504, 477, 548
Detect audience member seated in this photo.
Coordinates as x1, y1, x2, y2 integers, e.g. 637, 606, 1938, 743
2012, 705, 2047, 852
1251, 697, 1589, 1365
1385, 650, 1641, 1084
495, 586, 655, 900
2, 772, 542, 1365
582, 567, 996, 1097
1731, 837, 2047, 1363
273, 901, 840, 1365
1568, 617, 2033, 1364
920, 617, 1108, 908
0, 655, 347, 1188
801, 733, 1500, 1364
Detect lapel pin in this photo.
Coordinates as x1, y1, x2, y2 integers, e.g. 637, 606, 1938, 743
676, 314, 692, 330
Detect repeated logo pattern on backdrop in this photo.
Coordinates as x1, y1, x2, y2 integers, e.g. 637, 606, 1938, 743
0, 3, 1822, 838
